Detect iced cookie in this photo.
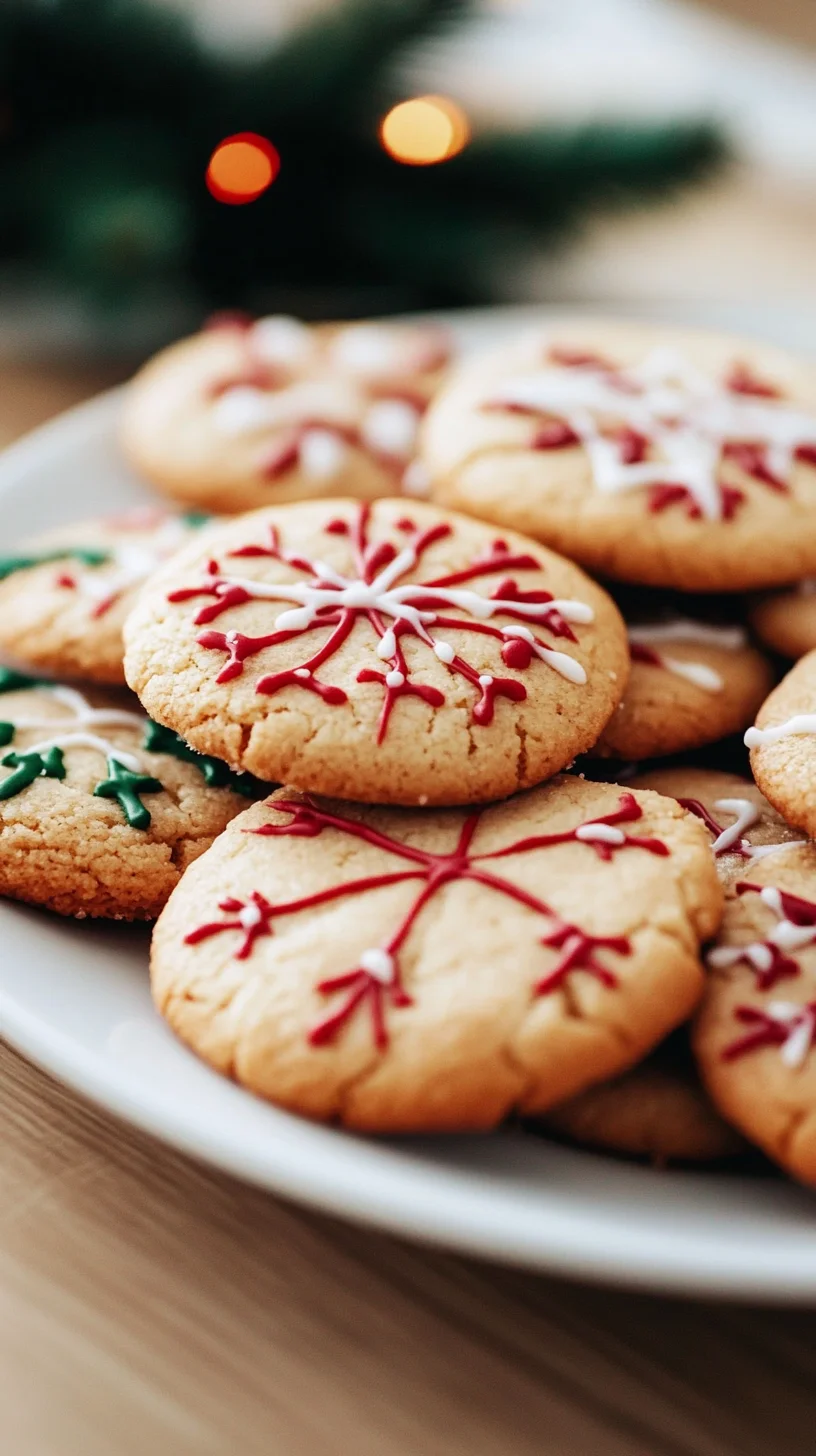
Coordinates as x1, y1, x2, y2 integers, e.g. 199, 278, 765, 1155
120, 315, 450, 514
421, 318, 816, 591
695, 850, 816, 1185
123, 498, 628, 806
543, 1031, 746, 1163
0, 670, 263, 919
151, 777, 721, 1130
591, 617, 772, 760
750, 581, 816, 660
0, 506, 210, 684
631, 767, 805, 885
745, 651, 816, 838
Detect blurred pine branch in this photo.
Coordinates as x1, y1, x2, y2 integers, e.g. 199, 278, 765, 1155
0, 0, 727, 328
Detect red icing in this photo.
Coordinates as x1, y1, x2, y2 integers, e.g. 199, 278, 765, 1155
723, 1002, 816, 1063
487, 349, 816, 520
183, 792, 668, 1050
725, 362, 781, 398
55, 572, 77, 590
168, 503, 588, 743
647, 482, 745, 520
721, 881, 816, 991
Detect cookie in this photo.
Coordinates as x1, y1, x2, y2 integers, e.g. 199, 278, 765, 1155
0, 669, 263, 919
591, 618, 772, 760
631, 767, 805, 885
543, 1032, 747, 1163
750, 580, 816, 660
0, 506, 210, 684
695, 849, 816, 1185
120, 315, 450, 515
151, 777, 721, 1130
745, 651, 816, 838
123, 498, 629, 806
421, 318, 816, 591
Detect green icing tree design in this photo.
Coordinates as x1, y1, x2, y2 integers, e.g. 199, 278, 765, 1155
0, 547, 110, 581
93, 756, 163, 829
143, 720, 263, 797
0, 746, 66, 798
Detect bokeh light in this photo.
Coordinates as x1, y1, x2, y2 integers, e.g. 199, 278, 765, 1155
380, 96, 470, 166
206, 133, 280, 205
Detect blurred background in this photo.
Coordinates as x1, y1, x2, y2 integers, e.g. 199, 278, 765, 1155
0, 0, 815, 424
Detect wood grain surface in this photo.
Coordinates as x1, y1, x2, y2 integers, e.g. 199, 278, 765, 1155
3, 195, 816, 1453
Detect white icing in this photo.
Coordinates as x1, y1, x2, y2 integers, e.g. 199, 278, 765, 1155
711, 797, 760, 854
628, 620, 745, 649
777, 1004, 816, 1067
67, 515, 193, 610
298, 428, 348, 480
708, 884, 816, 984
703, 795, 802, 864
360, 948, 395, 983
492, 346, 816, 521
361, 399, 420, 458
211, 386, 273, 436
401, 460, 432, 498
251, 315, 314, 368
744, 839, 807, 861
329, 326, 406, 375
745, 715, 816, 747
629, 619, 745, 694
575, 823, 626, 845
2, 685, 146, 772
238, 901, 264, 930
385, 670, 405, 688
211, 379, 358, 437
201, 544, 593, 685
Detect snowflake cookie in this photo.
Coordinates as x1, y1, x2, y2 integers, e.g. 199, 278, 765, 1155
0, 670, 265, 919
123, 497, 629, 805
420, 318, 816, 591
120, 314, 451, 515
0, 506, 211, 684
695, 849, 816, 1185
151, 776, 721, 1130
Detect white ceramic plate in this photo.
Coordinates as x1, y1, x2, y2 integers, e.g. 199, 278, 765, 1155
3, 311, 816, 1305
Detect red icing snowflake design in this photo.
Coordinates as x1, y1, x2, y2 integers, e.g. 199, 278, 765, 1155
205, 318, 447, 484
709, 882, 816, 992
167, 504, 594, 742
484, 345, 816, 523
184, 792, 668, 1050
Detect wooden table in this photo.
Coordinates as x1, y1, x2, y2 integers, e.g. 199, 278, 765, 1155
4, 259, 816, 1455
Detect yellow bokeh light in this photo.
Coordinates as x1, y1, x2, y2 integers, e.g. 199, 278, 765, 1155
380, 96, 470, 166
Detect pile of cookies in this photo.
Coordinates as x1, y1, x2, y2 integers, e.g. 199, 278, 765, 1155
6, 312, 816, 1188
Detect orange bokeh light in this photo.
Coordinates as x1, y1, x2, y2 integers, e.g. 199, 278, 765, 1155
206, 132, 280, 205
380, 96, 470, 166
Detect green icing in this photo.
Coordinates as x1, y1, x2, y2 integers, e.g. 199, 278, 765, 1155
93, 756, 163, 830
143, 720, 263, 798
0, 746, 65, 798
0, 547, 110, 581
0, 722, 15, 747
181, 511, 211, 528
0, 667, 46, 694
